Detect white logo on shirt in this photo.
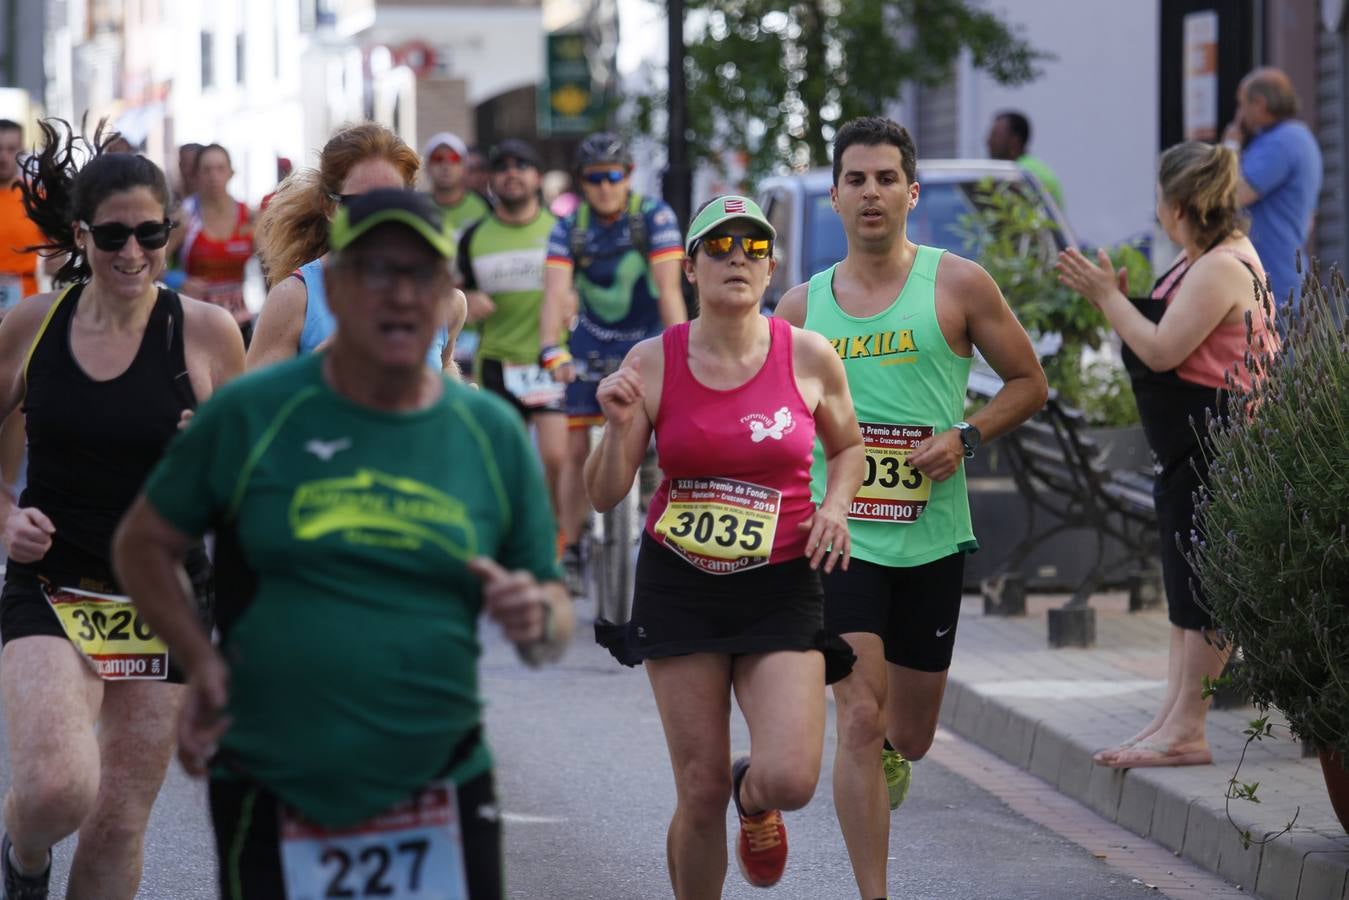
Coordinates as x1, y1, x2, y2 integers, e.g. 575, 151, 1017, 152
305, 438, 352, 461
741, 407, 795, 442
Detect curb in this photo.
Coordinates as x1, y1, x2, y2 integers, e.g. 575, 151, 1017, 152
938, 676, 1349, 900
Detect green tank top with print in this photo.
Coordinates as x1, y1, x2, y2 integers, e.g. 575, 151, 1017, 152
806, 245, 978, 567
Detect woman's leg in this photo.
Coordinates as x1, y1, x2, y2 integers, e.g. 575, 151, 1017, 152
646, 653, 733, 900
731, 650, 826, 815
1, 637, 103, 873
1111, 626, 1230, 766
66, 679, 182, 898
1095, 626, 1186, 763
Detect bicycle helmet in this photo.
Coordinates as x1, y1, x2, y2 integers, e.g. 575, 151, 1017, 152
574, 132, 632, 171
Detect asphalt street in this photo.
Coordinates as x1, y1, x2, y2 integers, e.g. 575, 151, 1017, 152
0, 596, 1175, 899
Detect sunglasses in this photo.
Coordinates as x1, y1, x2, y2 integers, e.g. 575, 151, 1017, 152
345, 257, 447, 293
429, 149, 462, 164
699, 234, 772, 261
491, 158, 535, 173
79, 220, 175, 252
581, 169, 626, 185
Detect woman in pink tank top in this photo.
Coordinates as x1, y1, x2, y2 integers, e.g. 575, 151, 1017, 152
1057, 142, 1275, 773
585, 196, 863, 893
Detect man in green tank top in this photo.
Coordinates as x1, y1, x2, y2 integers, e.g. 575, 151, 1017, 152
459, 138, 569, 527
776, 117, 1047, 900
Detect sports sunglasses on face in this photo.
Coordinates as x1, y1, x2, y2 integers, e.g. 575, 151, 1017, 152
581, 168, 626, 185
429, 149, 462, 164
79, 220, 175, 252
699, 234, 773, 260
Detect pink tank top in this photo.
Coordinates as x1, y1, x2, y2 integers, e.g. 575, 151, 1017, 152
644, 317, 816, 574
1155, 246, 1273, 391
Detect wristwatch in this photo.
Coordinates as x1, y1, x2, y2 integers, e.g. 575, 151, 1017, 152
954, 421, 981, 458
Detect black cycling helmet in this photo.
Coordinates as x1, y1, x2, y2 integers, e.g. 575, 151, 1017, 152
574, 132, 632, 172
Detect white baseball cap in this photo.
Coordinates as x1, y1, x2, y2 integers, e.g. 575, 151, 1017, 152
421, 131, 469, 160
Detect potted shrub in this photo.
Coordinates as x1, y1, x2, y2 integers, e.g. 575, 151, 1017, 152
1188, 262, 1349, 833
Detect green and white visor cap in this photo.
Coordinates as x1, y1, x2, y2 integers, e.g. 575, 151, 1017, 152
684, 195, 775, 255
329, 188, 455, 258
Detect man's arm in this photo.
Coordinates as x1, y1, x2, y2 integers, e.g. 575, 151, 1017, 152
650, 256, 688, 327
908, 256, 1047, 481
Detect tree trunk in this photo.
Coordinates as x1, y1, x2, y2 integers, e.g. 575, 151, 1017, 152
797, 0, 830, 167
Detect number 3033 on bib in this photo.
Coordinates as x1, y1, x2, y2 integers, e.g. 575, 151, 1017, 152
850, 423, 933, 524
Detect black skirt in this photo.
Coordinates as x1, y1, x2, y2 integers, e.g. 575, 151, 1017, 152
595, 533, 855, 684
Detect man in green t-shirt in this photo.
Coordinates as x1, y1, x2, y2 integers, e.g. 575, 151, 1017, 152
777, 117, 1046, 900
459, 138, 568, 526
113, 188, 572, 899
986, 110, 1065, 210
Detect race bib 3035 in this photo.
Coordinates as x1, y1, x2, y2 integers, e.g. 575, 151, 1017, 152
654, 477, 781, 575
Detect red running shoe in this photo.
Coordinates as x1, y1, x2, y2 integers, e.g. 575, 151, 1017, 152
732, 756, 788, 888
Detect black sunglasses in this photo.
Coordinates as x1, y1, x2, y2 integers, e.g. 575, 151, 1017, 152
79, 220, 175, 252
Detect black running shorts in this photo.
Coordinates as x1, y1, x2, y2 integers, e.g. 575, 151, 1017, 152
479, 358, 566, 417
210, 770, 503, 899
822, 552, 966, 672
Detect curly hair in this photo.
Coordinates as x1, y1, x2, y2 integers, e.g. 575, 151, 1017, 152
20, 118, 172, 286
254, 122, 419, 286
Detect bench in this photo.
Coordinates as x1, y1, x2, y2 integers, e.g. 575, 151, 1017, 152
966, 368, 1163, 647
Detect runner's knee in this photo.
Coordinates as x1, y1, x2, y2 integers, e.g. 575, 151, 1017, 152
890, 734, 934, 762
9, 768, 98, 835
834, 688, 886, 751
748, 763, 818, 812
673, 769, 732, 826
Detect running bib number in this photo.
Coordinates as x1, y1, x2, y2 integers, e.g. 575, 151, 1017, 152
849, 423, 932, 524
0, 276, 23, 312
503, 363, 564, 409
654, 477, 780, 575
280, 781, 468, 900
205, 283, 249, 322
44, 586, 169, 680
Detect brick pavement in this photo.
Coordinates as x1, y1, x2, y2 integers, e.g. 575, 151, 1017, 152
938, 592, 1349, 900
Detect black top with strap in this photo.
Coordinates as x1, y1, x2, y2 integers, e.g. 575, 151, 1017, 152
15, 283, 199, 583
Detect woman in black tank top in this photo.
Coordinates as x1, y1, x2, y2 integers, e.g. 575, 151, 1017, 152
0, 119, 244, 897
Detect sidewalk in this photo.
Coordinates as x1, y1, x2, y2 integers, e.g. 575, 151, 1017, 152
938, 592, 1349, 900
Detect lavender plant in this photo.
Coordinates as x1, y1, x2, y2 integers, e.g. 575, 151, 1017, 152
1189, 260, 1349, 758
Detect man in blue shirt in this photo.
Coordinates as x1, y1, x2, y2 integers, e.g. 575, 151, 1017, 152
538, 133, 686, 588
1224, 67, 1323, 310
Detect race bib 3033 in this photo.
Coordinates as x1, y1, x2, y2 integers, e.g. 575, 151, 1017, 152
850, 422, 932, 524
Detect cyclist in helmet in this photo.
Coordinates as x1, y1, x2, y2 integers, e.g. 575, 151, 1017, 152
539, 132, 687, 590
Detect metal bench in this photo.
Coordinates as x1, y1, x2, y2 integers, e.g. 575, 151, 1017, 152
967, 368, 1162, 647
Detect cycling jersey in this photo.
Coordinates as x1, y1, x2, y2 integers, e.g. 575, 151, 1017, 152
544, 194, 683, 344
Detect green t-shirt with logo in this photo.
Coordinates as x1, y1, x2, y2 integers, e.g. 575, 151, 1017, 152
459, 210, 560, 366
143, 353, 560, 827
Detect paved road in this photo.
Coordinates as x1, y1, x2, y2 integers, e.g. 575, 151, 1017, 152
0, 595, 1194, 898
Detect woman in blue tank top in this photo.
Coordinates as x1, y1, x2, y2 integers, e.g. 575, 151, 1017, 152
247, 122, 465, 373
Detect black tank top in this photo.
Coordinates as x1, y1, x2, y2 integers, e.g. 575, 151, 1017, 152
15, 283, 197, 582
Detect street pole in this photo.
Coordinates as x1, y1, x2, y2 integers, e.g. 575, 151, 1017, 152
663, 0, 691, 234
